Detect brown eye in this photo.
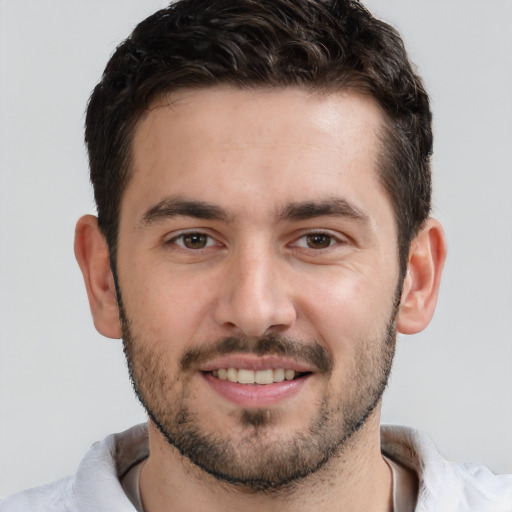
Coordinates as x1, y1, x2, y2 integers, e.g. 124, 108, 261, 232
306, 233, 332, 249
182, 233, 209, 249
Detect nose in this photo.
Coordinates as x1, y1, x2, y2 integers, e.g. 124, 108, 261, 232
213, 245, 297, 337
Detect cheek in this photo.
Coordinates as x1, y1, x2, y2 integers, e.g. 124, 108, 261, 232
297, 270, 396, 356
121, 263, 218, 345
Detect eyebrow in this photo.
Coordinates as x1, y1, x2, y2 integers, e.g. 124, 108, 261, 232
140, 197, 231, 226
139, 196, 369, 228
278, 198, 370, 224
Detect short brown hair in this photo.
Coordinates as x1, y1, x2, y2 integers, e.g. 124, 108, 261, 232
85, 0, 432, 272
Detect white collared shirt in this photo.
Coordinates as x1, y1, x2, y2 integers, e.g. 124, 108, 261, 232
2, 424, 511, 511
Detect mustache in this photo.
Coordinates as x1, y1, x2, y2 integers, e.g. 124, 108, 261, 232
180, 335, 333, 374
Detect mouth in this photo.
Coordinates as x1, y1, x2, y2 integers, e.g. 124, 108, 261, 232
200, 356, 314, 407
209, 368, 308, 385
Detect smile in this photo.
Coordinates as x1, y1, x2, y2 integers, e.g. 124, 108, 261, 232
203, 366, 311, 407
210, 368, 305, 385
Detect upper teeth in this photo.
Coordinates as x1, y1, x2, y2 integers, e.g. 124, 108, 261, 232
211, 368, 297, 384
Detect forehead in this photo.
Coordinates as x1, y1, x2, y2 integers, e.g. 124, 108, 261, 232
134, 86, 384, 156
124, 86, 389, 223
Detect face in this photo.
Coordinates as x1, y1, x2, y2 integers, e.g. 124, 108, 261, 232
115, 87, 402, 490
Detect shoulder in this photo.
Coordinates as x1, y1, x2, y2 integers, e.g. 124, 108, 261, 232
381, 425, 512, 512
0, 424, 148, 512
0, 477, 75, 512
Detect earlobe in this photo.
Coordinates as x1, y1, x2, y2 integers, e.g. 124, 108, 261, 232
74, 215, 122, 339
397, 218, 447, 335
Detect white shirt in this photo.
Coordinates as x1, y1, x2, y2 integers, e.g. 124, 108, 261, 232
1, 423, 511, 511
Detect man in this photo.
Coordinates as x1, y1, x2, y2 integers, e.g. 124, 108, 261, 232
1, 0, 510, 510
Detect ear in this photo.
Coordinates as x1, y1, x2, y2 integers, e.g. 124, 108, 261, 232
397, 218, 447, 335
74, 215, 122, 339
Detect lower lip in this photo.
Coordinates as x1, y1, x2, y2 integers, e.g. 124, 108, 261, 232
203, 372, 310, 407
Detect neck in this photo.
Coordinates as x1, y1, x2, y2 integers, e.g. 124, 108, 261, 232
139, 411, 392, 512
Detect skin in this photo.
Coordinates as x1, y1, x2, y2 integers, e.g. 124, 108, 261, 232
75, 86, 446, 511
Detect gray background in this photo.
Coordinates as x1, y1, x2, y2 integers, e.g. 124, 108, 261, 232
1, 0, 511, 496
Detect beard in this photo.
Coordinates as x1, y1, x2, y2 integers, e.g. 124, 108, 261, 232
118, 294, 398, 493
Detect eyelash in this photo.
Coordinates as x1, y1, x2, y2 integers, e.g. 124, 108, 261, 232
166, 230, 346, 252
291, 231, 345, 250
167, 231, 219, 250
